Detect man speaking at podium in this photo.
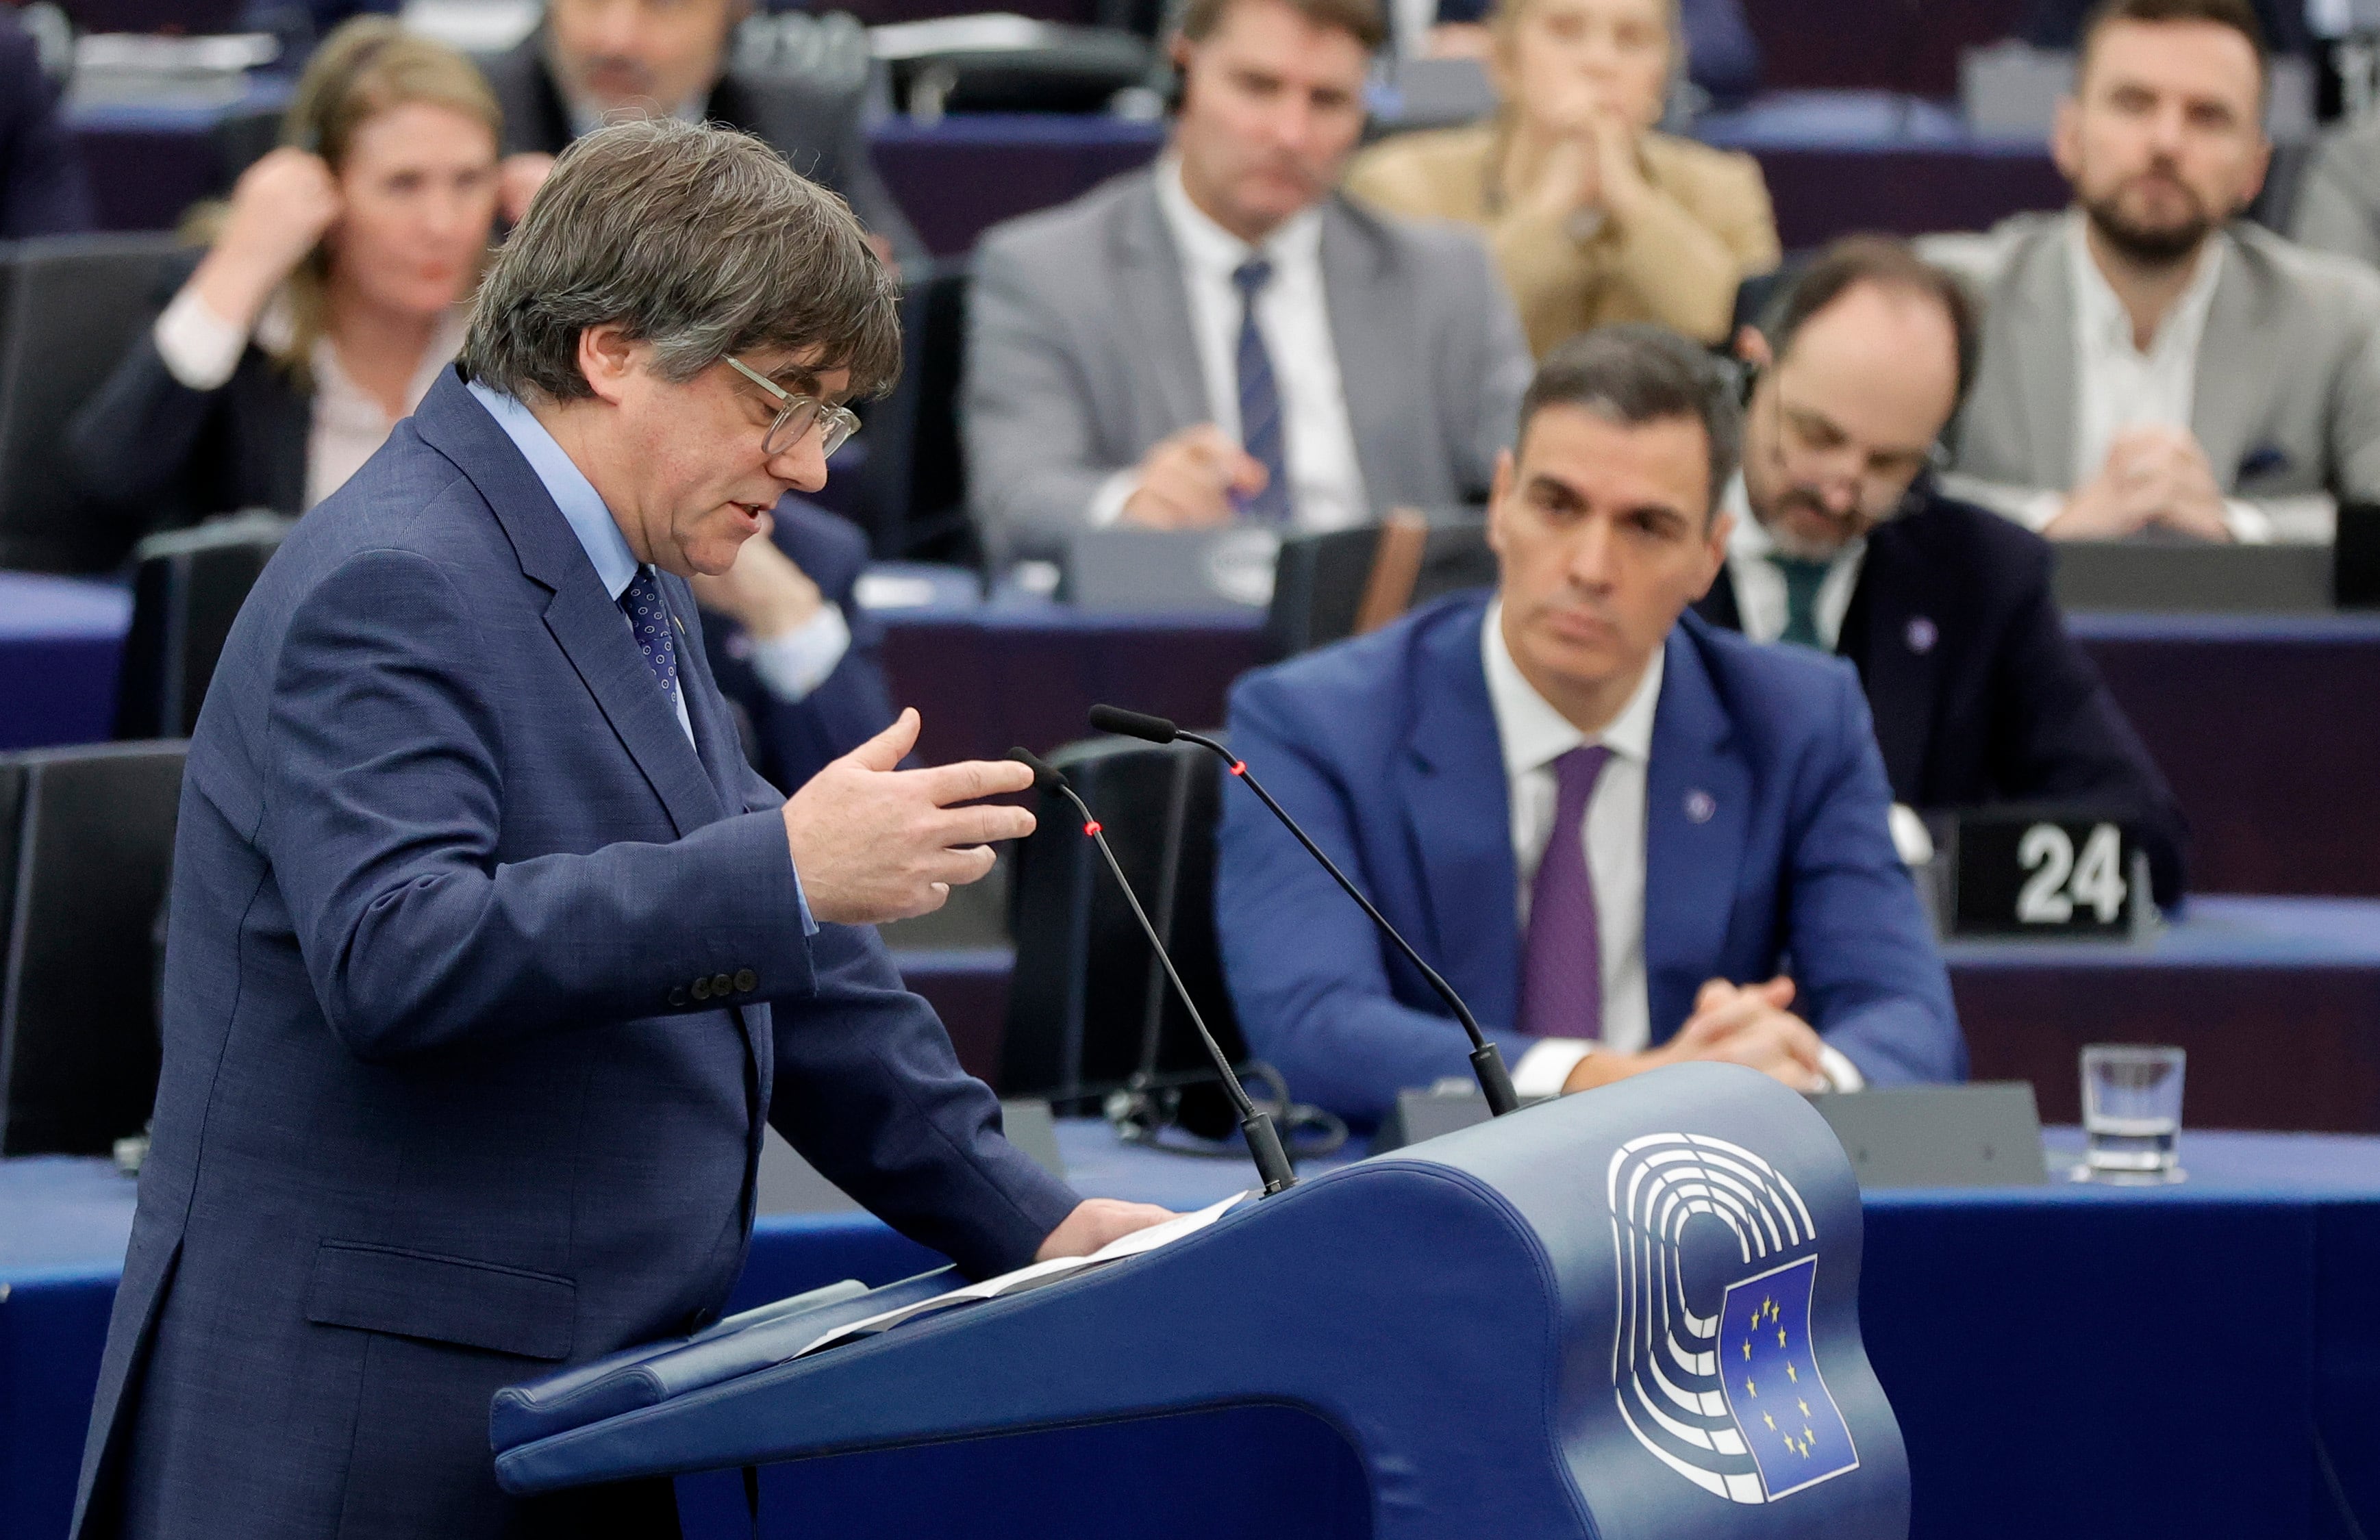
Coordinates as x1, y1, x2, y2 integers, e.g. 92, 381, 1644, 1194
1216, 325, 1964, 1125
71, 121, 1164, 1540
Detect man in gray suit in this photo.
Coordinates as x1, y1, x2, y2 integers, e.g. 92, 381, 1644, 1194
1926, 0, 2380, 545
486, 0, 922, 263
2290, 117, 2380, 269
964, 0, 1531, 561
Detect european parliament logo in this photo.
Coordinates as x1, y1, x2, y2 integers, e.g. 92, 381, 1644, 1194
1607, 1133, 1860, 1504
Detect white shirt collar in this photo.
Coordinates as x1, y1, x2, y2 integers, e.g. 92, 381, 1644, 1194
1481, 598, 1664, 777
2066, 210, 2227, 364
1724, 472, 1770, 557
1154, 153, 1325, 284
465, 379, 643, 602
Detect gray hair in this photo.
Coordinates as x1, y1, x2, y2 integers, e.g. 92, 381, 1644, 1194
1517, 324, 1741, 522
461, 117, 901, 403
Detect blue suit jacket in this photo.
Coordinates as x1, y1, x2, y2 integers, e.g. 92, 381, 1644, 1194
1216, 594, 1964, 1124
702, 500, 900, 796
73, 370, 1077, 1539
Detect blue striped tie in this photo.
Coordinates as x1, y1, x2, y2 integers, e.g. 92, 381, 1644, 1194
1232, 257, 1292, 525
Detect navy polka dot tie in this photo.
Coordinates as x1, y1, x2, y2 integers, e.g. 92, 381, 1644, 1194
620, 566, 679, 705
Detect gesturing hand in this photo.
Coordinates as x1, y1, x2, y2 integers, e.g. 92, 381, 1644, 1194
780, 709, 1036, 924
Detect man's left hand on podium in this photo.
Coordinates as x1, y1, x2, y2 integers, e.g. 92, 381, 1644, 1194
1035, 1198, 1177, 1261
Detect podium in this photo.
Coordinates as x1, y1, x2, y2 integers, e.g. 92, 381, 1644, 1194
492, 1064, 1909, 1539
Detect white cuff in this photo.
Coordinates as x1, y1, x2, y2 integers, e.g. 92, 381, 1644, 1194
2015, 490, 2065, 534
745, 603, 852, 703
1816, 1044, 1866, 1093
1087, 468, 1139, 529
2220, 498, 2273, 545
1511, 1037, 1594, 1099
2241, 493, 2337, 544
153, 286, 251, 392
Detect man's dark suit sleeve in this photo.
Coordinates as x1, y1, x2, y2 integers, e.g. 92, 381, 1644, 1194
1984, 562, 2190, 905
766, 921, 1080, 1276
264, 546, 819, 1060
698, 688, 1080, 1278
0, 18, 93, 239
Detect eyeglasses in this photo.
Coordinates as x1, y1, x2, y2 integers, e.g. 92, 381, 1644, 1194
725, 355, 860, 459
1768, 386, 1937, 512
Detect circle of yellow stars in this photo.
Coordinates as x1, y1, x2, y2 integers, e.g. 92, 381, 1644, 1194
1738, 1295, 1821, 1460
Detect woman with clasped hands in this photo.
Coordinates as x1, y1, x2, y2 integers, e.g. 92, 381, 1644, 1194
1344, 0, 1777, 354
68, 18, 503, 545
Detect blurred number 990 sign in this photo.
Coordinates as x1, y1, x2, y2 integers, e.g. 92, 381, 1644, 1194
1955, 818, 2134, 937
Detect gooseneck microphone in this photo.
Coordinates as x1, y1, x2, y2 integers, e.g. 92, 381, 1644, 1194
1087, 705, 1521, 1118
1007, 748, 1297, 1195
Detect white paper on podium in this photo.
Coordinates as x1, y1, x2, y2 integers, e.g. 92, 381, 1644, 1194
792, 1191, 1252, 1359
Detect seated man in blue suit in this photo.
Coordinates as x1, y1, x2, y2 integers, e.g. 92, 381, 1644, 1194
75, 121, 1167, 1540
1216, 324, 1963, 1125
1692, 236, 2189, 907
696, 498, 900, 793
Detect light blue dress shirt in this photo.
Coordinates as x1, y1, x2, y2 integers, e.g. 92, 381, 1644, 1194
468, 379, 694, 744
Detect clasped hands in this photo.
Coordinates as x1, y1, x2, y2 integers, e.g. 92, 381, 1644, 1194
1511, 86, 1655, 231
1560, 976, 1827, 1094
2047, 426, 2233, 542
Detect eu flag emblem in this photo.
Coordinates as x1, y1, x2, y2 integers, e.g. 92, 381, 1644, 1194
1716, 1255, 1859, 1500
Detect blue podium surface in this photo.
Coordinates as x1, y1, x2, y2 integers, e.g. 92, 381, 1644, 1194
3, 1116, 2378, 1538
494, 1067, 1906, 1538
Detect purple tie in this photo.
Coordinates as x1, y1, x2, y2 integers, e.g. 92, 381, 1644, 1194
1518, 744, 1612, 1041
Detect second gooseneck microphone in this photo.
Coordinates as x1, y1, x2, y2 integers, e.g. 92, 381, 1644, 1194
1007, 748, 1297, 1195
1087, 705, 1521, 1119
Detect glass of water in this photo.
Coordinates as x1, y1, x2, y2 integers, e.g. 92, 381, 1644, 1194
2074, 1044, 2186, 1184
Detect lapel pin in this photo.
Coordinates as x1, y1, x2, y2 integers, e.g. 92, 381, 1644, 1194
674, 614, 686, 636
1684, 789, 1717, 824
1905, 617, 1938, 655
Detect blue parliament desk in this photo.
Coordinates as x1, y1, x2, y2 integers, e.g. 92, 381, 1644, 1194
62, 78, 292, 236
890, 897, 2380, 1135
4, 1121, 2376, 1539
873, 601, 2380, 902
14, 568, 2380, 903
1693, 92, 2063, 251
66, 95, 2062, 257
0, 574, 127, 751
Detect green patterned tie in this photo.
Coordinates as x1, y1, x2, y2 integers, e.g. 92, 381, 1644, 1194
1770, 555, 1833, 648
